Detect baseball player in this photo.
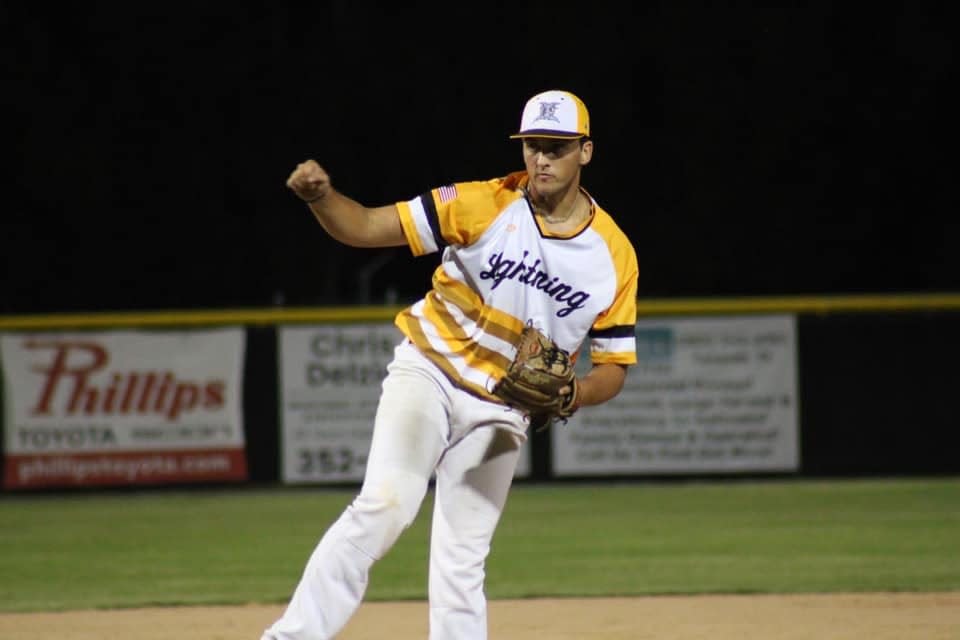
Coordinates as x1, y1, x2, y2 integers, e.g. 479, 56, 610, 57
264, 89, 638, 640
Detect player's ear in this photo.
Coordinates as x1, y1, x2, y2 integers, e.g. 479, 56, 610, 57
578, 138, 593, 166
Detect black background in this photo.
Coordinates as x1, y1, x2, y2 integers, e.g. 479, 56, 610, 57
5, 3, 956, 313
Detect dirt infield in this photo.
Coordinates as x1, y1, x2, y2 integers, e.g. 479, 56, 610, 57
2, 592, 958, 639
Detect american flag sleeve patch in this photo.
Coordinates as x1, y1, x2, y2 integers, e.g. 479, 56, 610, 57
437, 184, 458, 203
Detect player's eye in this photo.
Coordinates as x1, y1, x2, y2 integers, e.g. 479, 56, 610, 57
525, 141, 565, 156
546, 142, 565, 155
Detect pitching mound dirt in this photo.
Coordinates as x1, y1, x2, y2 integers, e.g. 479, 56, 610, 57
1, 592, 958, 639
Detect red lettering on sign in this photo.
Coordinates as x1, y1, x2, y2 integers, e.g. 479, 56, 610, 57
23, 340, 226, 421
28, 341, 108, 415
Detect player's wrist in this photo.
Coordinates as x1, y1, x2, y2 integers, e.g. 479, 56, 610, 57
302, 191, 327, 204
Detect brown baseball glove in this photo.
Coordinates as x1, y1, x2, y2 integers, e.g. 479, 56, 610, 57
492, 324, 580, 430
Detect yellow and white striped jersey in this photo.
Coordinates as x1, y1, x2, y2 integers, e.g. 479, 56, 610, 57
395, 171, 638, 402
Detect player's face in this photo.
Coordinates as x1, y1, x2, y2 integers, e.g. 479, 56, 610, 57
522, 137, 593, 198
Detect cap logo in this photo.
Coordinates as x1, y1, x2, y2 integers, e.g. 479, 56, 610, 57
534, 101, 562, 124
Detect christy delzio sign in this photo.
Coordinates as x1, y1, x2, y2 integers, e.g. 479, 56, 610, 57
553, 315, 799, 475
278, 324, 400, 484
1, 329, 247, 489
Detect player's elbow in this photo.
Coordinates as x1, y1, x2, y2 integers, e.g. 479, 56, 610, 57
351, 205, 406, 248
582, 364, 628, 407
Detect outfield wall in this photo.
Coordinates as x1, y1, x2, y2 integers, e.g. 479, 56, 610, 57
1, 294, 958, 490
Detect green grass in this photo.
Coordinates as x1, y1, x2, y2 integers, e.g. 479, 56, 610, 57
0, 477, 958, 612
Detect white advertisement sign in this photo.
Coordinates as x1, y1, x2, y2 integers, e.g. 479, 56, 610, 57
553, 315, 798, 475
1, 329, 246, 488
280, 324, 530, 484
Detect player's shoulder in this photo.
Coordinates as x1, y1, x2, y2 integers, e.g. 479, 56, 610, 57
592, 205, 627, 237
445, 172, 525, 209
589, 199, 633, 244
587, 197, 638, 268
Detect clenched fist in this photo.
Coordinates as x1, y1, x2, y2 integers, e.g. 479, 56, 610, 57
286, 159, 332, 203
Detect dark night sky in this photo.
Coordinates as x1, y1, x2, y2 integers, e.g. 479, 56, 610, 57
4, 3, 957, 313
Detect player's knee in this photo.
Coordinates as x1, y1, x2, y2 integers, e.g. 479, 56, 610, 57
346, 474, 426, 557
354, 484, 419, 526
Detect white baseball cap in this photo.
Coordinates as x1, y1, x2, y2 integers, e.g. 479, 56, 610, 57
509, 89, 591, 139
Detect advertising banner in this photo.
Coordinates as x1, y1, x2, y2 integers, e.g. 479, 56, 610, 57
1, 329, 246, 489
553, 315, 799, 475
279, 324, 531, 484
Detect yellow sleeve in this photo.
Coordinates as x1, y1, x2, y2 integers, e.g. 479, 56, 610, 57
395, 178, 521, 254
589, 221, 639, 365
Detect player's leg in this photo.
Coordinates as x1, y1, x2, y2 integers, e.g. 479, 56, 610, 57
427, 409, 525, 640
262, 345, 452, 640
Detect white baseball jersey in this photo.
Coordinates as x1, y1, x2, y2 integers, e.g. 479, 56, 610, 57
395, 171, 638, 402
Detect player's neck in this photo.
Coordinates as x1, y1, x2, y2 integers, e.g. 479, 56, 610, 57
530, 186, 586, 228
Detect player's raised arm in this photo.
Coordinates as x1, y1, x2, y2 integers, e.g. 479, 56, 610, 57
285, 159, 406, 248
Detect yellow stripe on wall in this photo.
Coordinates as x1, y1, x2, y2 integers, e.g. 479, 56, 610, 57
0, 306, 405, 330
1, 293, 958, 330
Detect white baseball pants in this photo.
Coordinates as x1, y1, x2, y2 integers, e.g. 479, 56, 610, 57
262, 340, 527, 640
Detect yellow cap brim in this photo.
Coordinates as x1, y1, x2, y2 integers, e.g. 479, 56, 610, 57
509, 132, 585, 140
